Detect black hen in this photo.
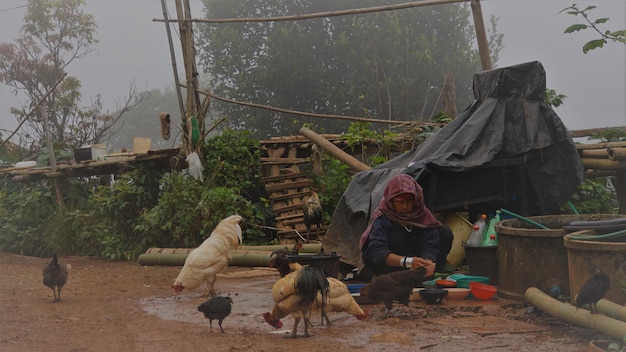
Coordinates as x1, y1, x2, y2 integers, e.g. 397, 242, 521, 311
575, 269, 610, 313
42, 254, 68, 302
197, 296, 234, 333
361, 266, 427, 318
303, 191, 322, 240
268, 243, 302, 277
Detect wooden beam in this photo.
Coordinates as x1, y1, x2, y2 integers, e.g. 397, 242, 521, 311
470, 0, 492, 71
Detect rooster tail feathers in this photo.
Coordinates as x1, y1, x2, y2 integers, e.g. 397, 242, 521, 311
295, 265, 330, 324
295, 265, 329, 299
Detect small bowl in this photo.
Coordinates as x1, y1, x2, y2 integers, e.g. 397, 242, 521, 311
456, 275, 490, 288
418, 289, 448, 304
469, 282, 497, 300
436, 279, 456, 288
444, 287, 471, 300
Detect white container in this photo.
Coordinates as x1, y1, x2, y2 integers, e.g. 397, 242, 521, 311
91, 144, 107, 160
14, 160, 37, 169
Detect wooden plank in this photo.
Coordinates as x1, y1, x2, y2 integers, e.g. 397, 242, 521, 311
268, 190, 312, 202
260, 157, 309, 164
262, 171, 311, 182
273, 203, 305, 214
265, 180, 315, 192
275, 213, 304, 221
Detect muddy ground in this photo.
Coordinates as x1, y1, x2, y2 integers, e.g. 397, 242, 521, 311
0, 252, 611, 352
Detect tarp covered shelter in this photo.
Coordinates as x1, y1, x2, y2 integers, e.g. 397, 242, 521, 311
323, 61, 584, 268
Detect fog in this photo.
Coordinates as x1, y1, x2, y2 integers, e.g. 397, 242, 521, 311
0, 0, 624, 139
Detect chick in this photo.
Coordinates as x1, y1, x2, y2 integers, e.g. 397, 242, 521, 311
197, 296, 234, 333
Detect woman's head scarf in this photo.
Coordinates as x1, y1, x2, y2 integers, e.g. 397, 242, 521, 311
359, 173, 441, 249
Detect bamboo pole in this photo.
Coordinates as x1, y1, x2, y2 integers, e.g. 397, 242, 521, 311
585, 169, 618, 178
581, 158, 626, 170
300, 127, 371, 172
581, 149, 609, 159
608, 148, 626, 161
597, 298, 626, 322
144, 243, 322, 255
153, 0, 469, 24
160, 0, 185, 119
209, 92, 431, 126
576, 141, 626, 150
525, 287, 626, 340
138, 243, 324, 266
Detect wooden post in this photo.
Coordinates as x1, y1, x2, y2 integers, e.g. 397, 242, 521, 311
40, 106, 63, 206
160, 0, 185, 119
470, 0, 492, 71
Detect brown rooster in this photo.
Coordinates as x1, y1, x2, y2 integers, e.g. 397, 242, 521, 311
42, 254, 68, 302
269, 248, 367, 325
361, 265, 430, 318
574, 268, 610, 313
303, 191, 322, 240
197, 296, 233, 333
262, 264, 330, 338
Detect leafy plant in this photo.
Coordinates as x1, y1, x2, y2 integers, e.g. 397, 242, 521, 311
561, 4, 626, 54
545, 88, 567, 108
564, 178, 618, 214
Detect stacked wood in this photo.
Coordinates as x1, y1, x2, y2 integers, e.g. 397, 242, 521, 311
576, 142, 626, 178
259, 130, 418, 243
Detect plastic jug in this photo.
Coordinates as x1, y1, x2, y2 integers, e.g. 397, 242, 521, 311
482, 210, 501, 246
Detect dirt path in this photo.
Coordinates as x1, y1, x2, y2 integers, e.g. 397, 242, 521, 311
0, 253, 604, 352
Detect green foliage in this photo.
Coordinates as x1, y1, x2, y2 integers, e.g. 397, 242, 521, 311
197, 0, 502, 138
136, 174, 257, 248
564, 178, 618, 214
0, 180, 57, 256
343, 122, 400, 166
561, 4, 626, 54
201, 128, 262, 191
589, 128, 626, 143
315, 158, 353, 222
545, 88, 567, 108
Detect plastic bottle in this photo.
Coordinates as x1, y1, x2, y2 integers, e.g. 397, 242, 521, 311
476, 213, 488, 235
466, 225, 484, 247
482, 210, 501, 246
466, 214, 487, 247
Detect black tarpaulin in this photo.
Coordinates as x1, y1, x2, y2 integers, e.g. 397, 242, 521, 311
322, 61, 584, 268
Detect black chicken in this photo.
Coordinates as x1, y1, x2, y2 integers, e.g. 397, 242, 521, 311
575, 269, 610, 314
42, 253, 68, 302
197, 296, 234, 333
268, 243, 303, 277
361, 266, 427, 318
303, 191, 322, 240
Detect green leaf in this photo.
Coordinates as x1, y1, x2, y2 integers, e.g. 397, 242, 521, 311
594, 17, 609, 25
564, 23, 588, 34
582, 39, 607, 53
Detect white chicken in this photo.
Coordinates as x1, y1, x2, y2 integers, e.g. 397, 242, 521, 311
172, 215, 243, 296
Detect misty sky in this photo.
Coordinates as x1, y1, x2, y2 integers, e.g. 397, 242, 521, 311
0, 0, 625, 140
